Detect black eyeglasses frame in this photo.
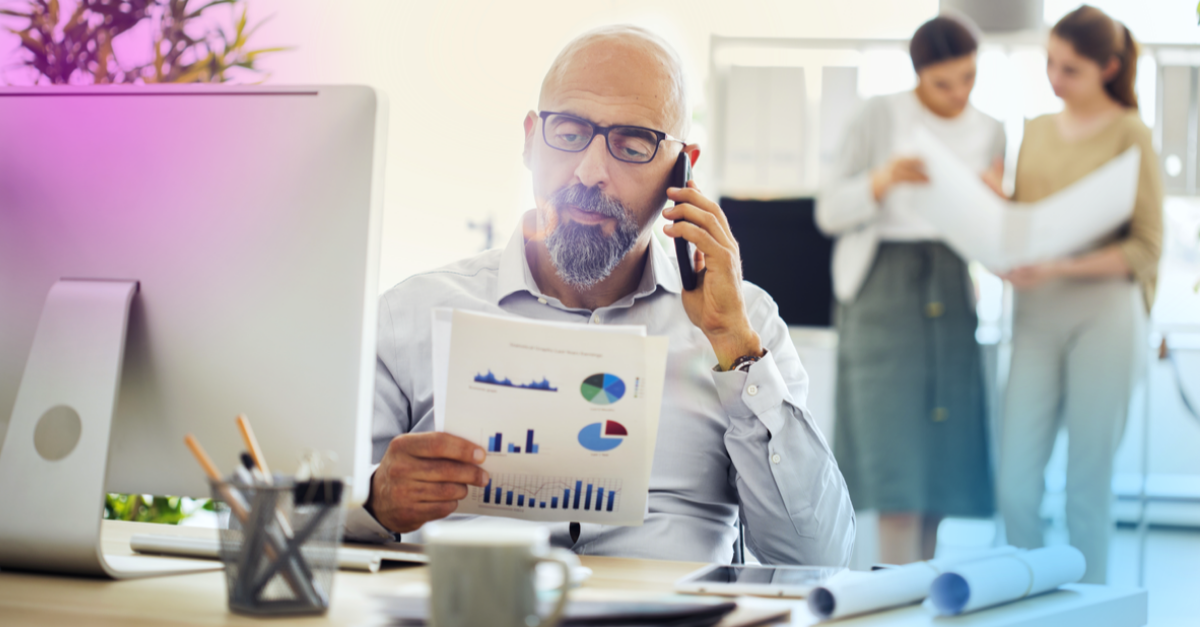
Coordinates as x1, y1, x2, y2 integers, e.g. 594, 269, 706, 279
538, 111, 685, 164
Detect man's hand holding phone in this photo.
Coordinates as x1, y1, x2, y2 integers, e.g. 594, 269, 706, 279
367, 432, 490, 534
663, 182, 763, 372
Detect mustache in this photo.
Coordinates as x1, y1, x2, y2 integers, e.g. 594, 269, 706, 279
550, 184, 628, 220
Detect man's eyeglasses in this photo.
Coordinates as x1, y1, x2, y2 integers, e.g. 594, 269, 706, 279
539, 111, 684, 164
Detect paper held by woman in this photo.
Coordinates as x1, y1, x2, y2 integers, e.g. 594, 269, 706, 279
910, 127, 1140, 273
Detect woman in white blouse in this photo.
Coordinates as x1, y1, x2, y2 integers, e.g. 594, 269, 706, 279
817, 15, 1005, 564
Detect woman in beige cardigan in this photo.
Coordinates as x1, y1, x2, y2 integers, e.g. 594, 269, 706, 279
996, 5, 1163, 585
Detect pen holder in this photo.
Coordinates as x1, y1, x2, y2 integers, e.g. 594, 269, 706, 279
210, 477, 345, 616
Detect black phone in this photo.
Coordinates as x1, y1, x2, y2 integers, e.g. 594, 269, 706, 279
671, 153, 697, 291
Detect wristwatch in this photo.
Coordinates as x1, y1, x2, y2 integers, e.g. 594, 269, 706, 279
728, 348, 767, 373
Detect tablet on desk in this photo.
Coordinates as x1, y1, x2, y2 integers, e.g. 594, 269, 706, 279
675, 564, 843, 598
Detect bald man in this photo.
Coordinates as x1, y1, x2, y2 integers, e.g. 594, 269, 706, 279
347, 25, 855, 566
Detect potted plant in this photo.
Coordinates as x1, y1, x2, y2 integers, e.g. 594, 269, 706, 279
1, 0, 288, 84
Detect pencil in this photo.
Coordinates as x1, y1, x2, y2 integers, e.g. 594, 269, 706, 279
235, 413, 273, 482
183, 433, 250, 520
182, 433, 318, 603
184, 433, 222, 482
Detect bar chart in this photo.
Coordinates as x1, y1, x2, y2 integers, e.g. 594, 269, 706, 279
484, 429, 541, 454
472, 473, 622, 514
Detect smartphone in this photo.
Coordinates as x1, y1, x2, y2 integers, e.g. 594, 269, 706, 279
671, 153, 697, 291
674, 564, 843, 598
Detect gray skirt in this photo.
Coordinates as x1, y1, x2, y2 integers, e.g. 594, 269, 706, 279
834, 242, 994, 517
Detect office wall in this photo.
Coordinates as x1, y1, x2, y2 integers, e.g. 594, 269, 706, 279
0, 0, 935, 291
238, 0, 950, 291
1043, 0, 1200, 43
2, 1, 1197, 288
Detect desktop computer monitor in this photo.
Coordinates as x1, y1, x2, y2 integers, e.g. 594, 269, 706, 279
0, 86, 387, 577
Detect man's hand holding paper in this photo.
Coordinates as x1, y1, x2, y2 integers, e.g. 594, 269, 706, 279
367, 432, 490, 534
435, 309, 668, 527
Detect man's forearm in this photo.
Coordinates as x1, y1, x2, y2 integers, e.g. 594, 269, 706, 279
344, 465, 400, 542
712, 345, 855, 567
725, 402, 855, 567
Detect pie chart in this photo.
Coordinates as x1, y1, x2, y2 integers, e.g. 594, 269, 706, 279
578, 421, 628, 451
581, 373, 625, 405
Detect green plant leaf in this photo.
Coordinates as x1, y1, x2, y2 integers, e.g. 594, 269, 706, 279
4, 1, 292, 86
185, 0, 237, 20
241, 45, 290, 60
15, 29, 47, 57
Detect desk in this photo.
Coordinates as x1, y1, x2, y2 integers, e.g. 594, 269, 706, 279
0, 521, 1147, 626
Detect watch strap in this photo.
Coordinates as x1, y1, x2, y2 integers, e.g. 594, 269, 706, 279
729, 348, 767, 373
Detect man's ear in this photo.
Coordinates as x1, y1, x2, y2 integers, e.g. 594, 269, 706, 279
523, 111, 538, 169
683, 143, 701, 168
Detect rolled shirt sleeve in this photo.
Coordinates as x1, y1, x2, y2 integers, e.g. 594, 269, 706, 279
712, 296, 856, 567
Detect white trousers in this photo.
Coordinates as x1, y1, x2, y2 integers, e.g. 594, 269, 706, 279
997, 278, 1145, 584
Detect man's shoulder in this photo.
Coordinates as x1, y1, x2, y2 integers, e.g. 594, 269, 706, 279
380, 248, 505, 313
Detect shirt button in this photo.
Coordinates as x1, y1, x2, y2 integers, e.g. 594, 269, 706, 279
925, 302, 944, 318
747, 385, 759, 396
771, 453, 781, 464
932, 407, 949, 422
537, 297, 547, 305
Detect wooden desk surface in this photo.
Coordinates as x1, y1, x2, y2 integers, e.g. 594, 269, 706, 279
0, 521, 1148, 627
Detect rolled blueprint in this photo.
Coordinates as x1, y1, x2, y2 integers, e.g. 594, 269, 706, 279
807, 546, 1017, 621
928, 545, 1086, 616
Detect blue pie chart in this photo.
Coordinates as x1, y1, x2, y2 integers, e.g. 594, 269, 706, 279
578, 421, 626, 452
581, 373, 625, 405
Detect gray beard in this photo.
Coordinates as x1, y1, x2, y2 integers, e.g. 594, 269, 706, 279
545, 185, 641, 288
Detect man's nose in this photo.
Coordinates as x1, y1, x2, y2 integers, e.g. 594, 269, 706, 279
574, 135, 612, 189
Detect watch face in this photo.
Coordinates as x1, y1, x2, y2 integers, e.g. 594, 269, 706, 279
731, 348, 766, 372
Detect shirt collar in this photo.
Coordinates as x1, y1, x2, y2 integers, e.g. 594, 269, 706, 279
495, 218, 682, 306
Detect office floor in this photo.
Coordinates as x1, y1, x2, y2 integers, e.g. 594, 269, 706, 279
1109, 525, 1200, 626
938, 518, 1200, 626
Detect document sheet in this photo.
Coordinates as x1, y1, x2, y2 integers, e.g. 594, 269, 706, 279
433, 309, 669, 526
911, 127, 1141, 272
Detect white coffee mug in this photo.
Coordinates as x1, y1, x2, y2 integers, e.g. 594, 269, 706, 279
425, 522, 573, 627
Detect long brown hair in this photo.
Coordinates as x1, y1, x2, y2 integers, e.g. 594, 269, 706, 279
1052, 5, 1139, 109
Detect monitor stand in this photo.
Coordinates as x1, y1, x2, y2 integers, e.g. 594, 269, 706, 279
0, 279, 221, 578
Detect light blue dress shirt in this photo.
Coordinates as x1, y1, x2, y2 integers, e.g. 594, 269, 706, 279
345, 223, 855, 566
